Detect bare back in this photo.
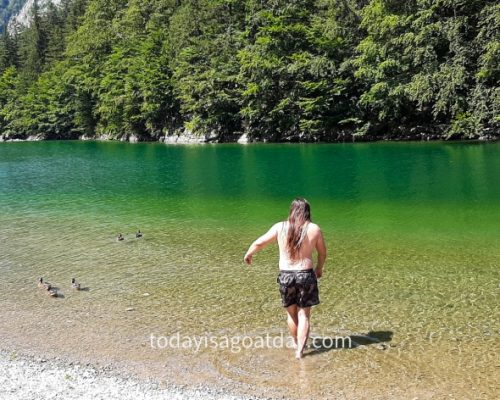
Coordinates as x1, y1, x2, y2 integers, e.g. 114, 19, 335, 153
277, 221, 324, 271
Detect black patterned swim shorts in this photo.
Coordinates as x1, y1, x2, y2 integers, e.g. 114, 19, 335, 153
277, 269, 320, 308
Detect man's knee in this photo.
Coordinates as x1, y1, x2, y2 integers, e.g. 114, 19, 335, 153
297, 307, 311, 320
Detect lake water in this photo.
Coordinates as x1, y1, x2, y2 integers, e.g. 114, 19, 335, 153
0, 141, 498, 399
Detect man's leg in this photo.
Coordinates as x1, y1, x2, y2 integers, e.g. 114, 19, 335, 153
286, 304, 298, 346
296, 307, 311, 359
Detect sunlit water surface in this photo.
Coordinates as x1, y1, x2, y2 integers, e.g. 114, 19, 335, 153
0, 141, 499, 399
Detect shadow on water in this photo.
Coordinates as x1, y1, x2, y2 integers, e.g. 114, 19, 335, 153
306, 330, 393, 356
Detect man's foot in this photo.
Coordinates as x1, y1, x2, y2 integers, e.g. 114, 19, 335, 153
295, 349, 303, 359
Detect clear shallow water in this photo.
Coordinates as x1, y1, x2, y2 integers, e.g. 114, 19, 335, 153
0, 141, 499, 399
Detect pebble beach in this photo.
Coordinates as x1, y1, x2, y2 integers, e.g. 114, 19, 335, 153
0, 351, 253, 400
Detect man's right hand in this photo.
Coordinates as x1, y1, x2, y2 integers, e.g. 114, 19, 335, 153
315, 267, 323, 278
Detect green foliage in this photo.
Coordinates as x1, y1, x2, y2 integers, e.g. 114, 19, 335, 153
353, 0, 499, 136
0, 65, 18, 130
171, 0, 244, 138
447, 112, 481, 139
238, 0, 355, 140
1, 60, 77, 138
0, 0, 498, 141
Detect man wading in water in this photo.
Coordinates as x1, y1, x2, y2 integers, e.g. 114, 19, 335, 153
244, 198, 327, 359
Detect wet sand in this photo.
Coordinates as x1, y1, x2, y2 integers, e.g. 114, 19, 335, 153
1, 310, 497, 400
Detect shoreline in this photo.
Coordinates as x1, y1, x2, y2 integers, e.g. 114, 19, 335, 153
0, 129, 498, 144
0, 135, 498, 145
0, 349, 262, 400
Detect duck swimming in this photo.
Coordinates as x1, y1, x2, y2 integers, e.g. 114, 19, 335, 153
37, 277, 51, 291
135, 230, 143, 238
117, 233, 124, 241
71, 278, 81, 290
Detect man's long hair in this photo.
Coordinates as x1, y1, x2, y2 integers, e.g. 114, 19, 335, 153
286, 198, 311, 261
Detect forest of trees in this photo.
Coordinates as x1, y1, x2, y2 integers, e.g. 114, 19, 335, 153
0, 0, 498, 142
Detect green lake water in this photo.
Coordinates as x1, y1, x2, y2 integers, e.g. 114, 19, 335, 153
0, 141, 499, 399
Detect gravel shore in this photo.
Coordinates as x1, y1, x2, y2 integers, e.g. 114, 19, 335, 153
0, 351, 258, 400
